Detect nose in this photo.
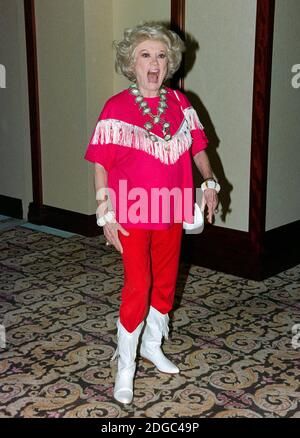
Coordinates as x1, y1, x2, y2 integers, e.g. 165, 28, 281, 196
151, 57, 159, 66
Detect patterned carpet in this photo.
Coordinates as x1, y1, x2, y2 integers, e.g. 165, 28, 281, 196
0, 216, 299, 418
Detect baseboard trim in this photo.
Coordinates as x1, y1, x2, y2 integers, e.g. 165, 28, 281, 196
182, 225, 259, 279
0, 195, 23, 219
182, 221, 300, 280
28, 202, 100, 237
263, 220, 300, 278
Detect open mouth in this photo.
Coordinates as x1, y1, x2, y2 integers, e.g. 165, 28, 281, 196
147, 70, 159, 83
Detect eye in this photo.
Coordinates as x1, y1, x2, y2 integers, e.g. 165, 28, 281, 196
159, 53, 166, 59
141, 52, 150, 58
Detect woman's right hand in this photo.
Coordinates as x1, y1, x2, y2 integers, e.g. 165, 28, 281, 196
103, 221, 129, 254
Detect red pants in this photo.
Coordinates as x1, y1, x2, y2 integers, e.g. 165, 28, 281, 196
118, 223, 183, 333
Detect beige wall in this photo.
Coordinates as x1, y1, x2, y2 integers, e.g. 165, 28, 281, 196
185, 0, 257, 231
85, 0, 114, 213
266, 0, 300, 230
35, 0, 90, 214
0, 0, 32, 217
34, 0, 170, 216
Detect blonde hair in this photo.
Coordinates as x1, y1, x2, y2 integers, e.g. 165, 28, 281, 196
114, 22, 185, 82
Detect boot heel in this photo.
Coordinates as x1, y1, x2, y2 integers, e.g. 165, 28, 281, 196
141, 356, 153, 365
140, 307, 180, 374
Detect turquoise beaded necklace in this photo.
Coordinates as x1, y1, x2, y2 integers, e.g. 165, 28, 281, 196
129, 83, 172, 143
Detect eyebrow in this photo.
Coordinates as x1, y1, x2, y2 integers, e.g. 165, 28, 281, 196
139, 49, 166, 53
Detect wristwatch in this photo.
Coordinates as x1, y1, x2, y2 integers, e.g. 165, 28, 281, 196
201, 178, 221, 193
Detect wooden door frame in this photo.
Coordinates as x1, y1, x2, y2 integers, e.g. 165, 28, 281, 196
24, 0, 44, 223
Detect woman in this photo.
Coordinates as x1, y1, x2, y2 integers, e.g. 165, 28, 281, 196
84, 22, 219, 405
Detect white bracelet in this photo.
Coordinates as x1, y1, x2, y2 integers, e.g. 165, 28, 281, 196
201, 179, 221, 193
96, 211, 116, 227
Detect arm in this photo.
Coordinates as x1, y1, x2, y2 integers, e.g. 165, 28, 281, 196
95, 163, 109, 218
193, 150, 219, 224
94, 163, 129, 253
193, 150, 214, 180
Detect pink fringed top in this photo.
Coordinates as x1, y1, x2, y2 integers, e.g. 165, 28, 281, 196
84, 87, 208, 229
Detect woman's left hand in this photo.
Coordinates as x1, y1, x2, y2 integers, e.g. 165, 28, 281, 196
203, 189, 218, 224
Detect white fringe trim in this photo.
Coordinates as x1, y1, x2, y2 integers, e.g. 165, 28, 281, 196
162, 314, 169, 340
183, 107, 205, 131
91, 118, 193, 165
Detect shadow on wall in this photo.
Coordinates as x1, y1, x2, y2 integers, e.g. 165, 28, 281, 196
172, 28, 233, 223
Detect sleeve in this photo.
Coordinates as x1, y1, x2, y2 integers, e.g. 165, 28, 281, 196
175, 90, 209, 157
191, 128, 209, 157
84, 101, 117, 172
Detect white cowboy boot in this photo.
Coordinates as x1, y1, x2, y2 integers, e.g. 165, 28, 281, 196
112, 319, 144, 404
140, 306, 179, 374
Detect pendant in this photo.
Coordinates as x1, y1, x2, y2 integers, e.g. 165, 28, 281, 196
130, 88, 139, 96
164, 134, 172, 141
159, 102, 168, 109
144, 122, 152, 130
150, 134, 157, 142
